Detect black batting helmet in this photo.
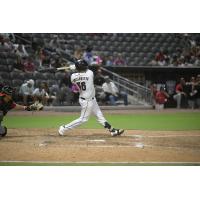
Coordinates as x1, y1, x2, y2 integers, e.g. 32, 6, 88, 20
1, 86, 14, 96
75, 59, 88, 71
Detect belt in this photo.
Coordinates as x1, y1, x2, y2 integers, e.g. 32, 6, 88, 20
80, 97, 94, 100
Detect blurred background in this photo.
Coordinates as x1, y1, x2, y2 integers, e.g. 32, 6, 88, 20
0, 33, 200, 109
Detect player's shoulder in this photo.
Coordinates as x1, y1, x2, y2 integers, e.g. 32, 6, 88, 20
71, 72, 77, 77
71, 72, 79, 82
86, 69, 94, 76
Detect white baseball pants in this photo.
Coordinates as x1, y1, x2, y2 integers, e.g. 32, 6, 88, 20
61, 97, 106, 131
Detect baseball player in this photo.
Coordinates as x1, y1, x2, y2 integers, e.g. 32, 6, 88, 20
58, 59, 124, 136
0, 85, 43, 137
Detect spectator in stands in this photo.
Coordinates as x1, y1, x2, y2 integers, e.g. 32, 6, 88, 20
37, 47, 46, 67
155, 50, 170, 66
49, 35, 60, 51
150, 83, 157, 109
113, 53, 127, 66
12, 57, 25, 71
90, 51, 103, 66
42, 82, 57, 106
52, 56, 63, 68
102, 76, 128, 106
83, 46, 93, 65
173, 78, 187, 109
13, 44, 29, 58
33, 83, 48, 105
23, 57, 36, 72
155, 86, 169, 110
59, 72, 72, 88
19, 79, 35, 105
94, 69, 105, 86
94, 69, 106, 103
105, 56, 114, 67
0, 33, 15, 42
155, 51, 165, 63
73, 48, 83, 60
185, 77, 196, 109
0, 34, 10, 47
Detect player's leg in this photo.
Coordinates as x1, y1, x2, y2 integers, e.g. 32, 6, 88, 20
120, 91, 128, 105
108, 94, 117, 105
58, 99, 93, 135
0, 112, 7, 137
92, 98, 124, 136
173, 93, 181, 108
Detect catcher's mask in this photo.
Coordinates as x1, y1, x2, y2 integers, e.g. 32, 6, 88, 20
1, 86, 14, 96
75, 59, 88, 71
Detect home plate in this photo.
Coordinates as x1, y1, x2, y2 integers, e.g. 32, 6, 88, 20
39, 143, 47, 147
87, 139, 106, 143
134, 143, 144, 148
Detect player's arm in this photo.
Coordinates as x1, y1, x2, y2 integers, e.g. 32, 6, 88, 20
71, 74, 81, 92
14, 103, 27, 111
13, 102, 43, 111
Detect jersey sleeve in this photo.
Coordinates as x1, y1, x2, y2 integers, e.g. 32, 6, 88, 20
71, 74, 76, 83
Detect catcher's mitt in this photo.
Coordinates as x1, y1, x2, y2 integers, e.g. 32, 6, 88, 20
25, 101, 44, 111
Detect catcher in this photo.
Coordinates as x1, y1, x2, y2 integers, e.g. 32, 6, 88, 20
0, 85, 43, 137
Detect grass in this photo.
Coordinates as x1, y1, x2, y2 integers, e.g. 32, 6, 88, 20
3, 112, 200, 131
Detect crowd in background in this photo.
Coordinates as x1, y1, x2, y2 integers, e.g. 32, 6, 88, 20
1, 33, 200, 108
150, 34, 200, 67
150, 74, 200, 109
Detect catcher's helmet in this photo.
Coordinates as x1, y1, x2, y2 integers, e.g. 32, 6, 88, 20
75, 59, 88, 71
1, 86, 14, 96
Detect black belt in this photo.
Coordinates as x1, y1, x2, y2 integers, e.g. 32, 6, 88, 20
80, 97, 94, 100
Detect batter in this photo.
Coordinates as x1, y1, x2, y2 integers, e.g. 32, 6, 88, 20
58, 59, 124, 136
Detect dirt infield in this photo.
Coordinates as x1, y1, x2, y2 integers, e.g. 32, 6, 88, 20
1, 128, 200, 163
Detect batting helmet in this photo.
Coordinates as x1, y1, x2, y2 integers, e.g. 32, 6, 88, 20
75, 59, 88, 71
1, 86, 14, 96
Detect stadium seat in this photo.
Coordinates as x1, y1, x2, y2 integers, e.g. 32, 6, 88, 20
12, 79, 24, 87
0, 72, 10, 79
55, 72, 66, 80
43, 72, 55, 80
35, 79, 43, 87
0, 58, 7, 65
34, 72, 45, 80
47, 79, 57, 87
0, 65, 10, 72
10, 71, 24, 80
2, 79, 12, 86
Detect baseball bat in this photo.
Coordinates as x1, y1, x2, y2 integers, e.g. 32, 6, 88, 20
57, 66, 71, 71
57, 64, 76, 71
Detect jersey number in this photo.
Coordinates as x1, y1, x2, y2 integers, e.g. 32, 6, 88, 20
77, 82, 86, 91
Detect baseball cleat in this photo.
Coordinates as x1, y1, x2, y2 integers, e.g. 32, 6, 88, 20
58, 126, 65, 136
0, 126, 7, 137
110, 128, 124, 137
